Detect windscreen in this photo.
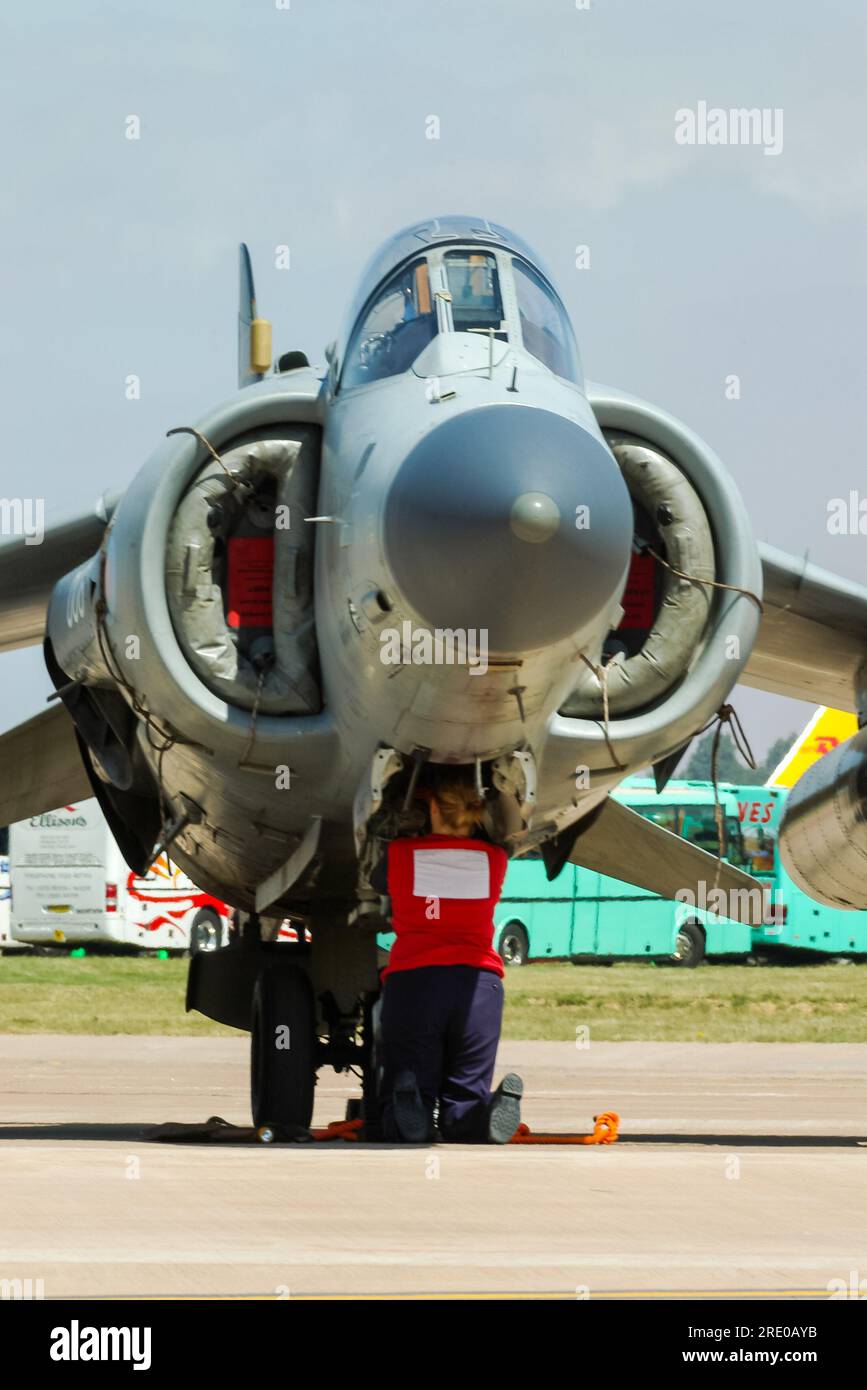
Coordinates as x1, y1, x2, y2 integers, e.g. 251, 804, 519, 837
443, 250, 506, 338
513, 257, 579, 381
341, 258, 436, 389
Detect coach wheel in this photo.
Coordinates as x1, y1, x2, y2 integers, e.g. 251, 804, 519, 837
251, 965, 317, 1129
498, 922, 530, 967
672, 921, 705, 969
189, 909, 223, 955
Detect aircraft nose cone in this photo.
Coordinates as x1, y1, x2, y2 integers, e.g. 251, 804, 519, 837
382, 405, 633, 652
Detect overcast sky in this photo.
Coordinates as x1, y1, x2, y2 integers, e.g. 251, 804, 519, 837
2, 0, 866, 759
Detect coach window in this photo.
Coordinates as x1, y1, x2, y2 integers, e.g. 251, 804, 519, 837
643, 805, 678, 835
676, 807, 720, 856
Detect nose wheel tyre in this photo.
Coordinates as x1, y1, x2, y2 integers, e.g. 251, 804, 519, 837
251, 965, 317, 1129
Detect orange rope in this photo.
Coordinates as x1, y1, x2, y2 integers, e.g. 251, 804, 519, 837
309, 1111, 620, 1145
311, 1117, 365, 1142
508, 1110, 620, 1145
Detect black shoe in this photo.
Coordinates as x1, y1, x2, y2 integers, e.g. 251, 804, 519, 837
487, 1073, 523, 1144
391, 1071, 431, 1143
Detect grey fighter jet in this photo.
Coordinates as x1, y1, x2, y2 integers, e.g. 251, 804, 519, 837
3, 215, 867, 1130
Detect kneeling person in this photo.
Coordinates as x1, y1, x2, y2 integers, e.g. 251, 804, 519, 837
376, 776, 523, 1144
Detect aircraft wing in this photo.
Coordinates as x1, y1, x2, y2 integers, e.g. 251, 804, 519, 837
0, 703, 92, 825
0, 493, 120, 654
564, 795, 767, 924
740, 543, 867, 711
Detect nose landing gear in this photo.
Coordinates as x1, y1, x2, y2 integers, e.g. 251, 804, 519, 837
251, 972, 383, 1137
246, 901, 384, 1136
189, 902, 382, 1136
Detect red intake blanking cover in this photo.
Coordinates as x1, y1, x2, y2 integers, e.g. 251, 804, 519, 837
227, 536, 274, 628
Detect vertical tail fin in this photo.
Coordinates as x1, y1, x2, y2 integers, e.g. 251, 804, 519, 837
765, 706, 858, 787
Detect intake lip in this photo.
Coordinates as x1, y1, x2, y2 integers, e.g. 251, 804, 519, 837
382, 403, 633, 653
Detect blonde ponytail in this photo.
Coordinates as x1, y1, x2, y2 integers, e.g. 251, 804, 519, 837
429, 778, 485, 836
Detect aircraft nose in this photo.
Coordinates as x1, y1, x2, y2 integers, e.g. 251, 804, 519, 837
382, 405, 633, 653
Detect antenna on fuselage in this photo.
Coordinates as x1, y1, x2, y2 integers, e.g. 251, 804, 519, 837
238, 243, 273, 389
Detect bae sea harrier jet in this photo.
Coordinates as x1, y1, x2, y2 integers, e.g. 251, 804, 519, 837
3, 215, 867, 1129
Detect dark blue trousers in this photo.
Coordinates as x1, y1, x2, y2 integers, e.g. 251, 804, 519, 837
380, 965, 504, 1142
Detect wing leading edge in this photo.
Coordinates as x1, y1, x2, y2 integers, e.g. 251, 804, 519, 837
0, 492, 120, 655
741, 543, 867, 712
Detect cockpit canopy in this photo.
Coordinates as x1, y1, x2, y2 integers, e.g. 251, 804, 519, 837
337, 216, 581, 392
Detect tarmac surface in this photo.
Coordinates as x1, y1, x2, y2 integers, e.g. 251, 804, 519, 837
1, 1035, 866, 1299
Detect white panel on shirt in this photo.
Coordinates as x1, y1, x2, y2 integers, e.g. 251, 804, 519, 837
412, 848, 490, 900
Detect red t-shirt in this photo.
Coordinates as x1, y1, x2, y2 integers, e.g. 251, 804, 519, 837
382, 834, 508, 979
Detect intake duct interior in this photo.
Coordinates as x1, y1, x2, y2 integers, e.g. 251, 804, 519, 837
562, 431, 716, 718
166, 430, 321, 715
